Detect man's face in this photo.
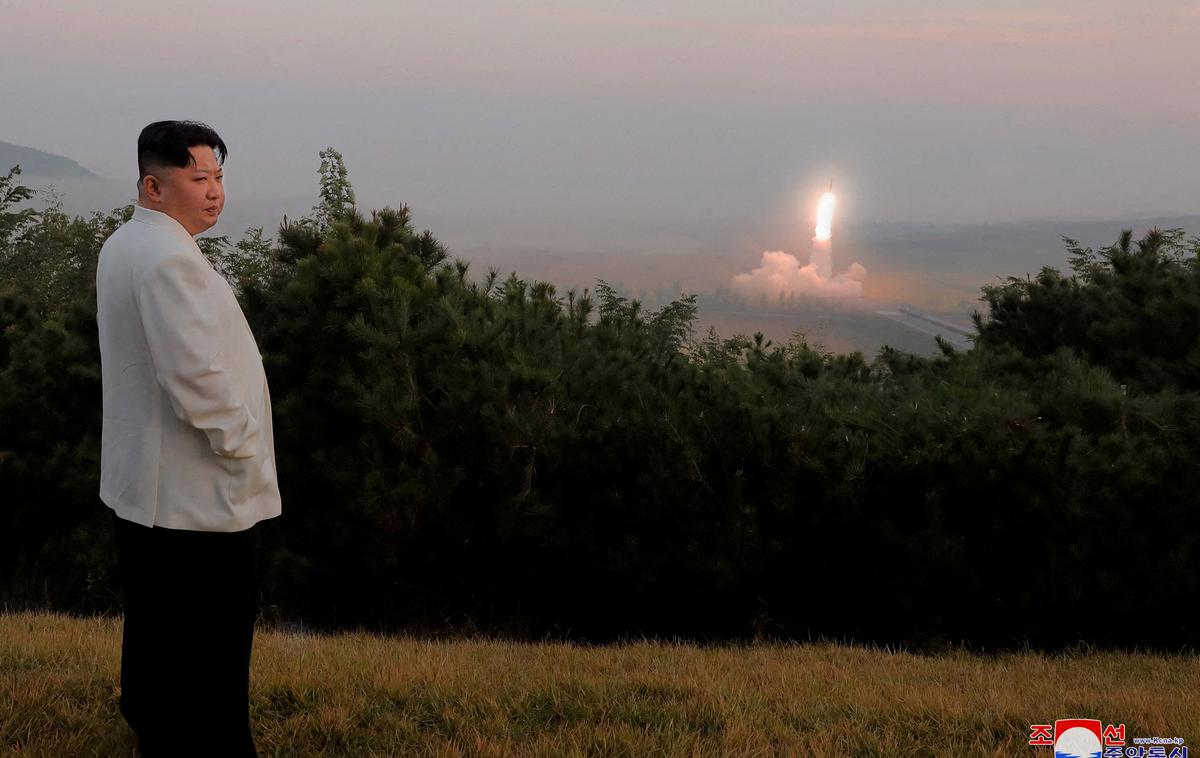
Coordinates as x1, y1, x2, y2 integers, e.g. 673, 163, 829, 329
144, 145, 225, 236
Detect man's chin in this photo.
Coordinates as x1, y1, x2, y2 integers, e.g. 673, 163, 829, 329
189, 218, 219, 237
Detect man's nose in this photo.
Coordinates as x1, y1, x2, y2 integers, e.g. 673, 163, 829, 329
206, 182, 222, 199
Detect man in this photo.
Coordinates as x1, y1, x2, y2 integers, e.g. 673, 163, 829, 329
96, 120, 281, 757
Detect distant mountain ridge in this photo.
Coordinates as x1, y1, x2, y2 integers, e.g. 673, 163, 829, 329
0, 140, 95, 178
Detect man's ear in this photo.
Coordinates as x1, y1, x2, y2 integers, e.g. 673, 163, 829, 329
140, 173, 162, 201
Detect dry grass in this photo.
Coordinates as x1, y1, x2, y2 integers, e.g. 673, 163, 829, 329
2, 610, 1197, 757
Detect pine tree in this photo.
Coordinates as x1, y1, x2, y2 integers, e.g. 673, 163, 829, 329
975, 228, 1200, 392
311, 147, 356, 233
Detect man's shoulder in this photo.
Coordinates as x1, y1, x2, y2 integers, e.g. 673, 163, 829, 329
107, 213, 188, 245
101, 217, 198, 275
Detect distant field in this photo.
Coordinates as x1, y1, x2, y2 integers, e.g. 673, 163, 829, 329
3, 611, 1197, 757
695, 303, 964, 357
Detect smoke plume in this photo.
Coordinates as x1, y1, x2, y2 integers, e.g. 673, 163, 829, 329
731, 249, 867, 301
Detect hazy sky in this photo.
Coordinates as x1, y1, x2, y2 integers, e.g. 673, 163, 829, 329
3, 0, 1199, 252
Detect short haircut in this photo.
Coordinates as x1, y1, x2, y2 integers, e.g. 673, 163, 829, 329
137, 120, 227, 180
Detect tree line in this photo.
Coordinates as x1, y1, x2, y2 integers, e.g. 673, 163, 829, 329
2, 155, 1198, 652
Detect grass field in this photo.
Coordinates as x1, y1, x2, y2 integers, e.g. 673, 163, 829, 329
2, 611, 1197, 757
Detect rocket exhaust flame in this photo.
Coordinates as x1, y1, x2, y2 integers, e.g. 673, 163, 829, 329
815, 190, 836, 241
730, 180, 866, 301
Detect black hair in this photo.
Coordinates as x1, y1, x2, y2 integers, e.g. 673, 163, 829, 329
137, 120, 227, 180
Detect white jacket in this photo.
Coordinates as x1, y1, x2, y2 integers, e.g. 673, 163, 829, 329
96, 205, 280, 532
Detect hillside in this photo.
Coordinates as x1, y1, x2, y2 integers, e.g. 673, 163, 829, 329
0, 140, 95, 178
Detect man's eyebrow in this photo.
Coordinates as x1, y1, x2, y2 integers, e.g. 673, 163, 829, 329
193, 166, 224, 174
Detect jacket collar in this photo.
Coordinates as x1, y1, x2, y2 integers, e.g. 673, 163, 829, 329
132, 204, 197, 238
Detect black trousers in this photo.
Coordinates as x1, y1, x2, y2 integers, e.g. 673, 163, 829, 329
111, 510, 260, 758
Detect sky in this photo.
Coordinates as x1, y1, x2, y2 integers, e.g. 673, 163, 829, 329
2, 0, 1199, 255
